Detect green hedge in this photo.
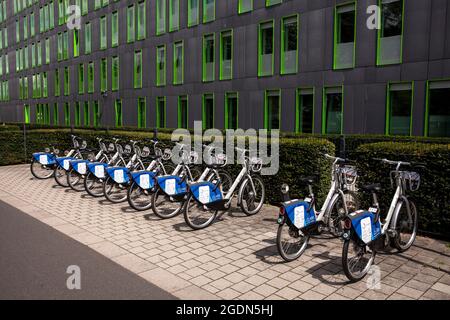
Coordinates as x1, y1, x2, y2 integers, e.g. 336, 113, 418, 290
354, 142, 450, 238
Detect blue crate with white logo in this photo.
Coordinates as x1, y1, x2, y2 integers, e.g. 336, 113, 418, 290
282, 199, 316, 230
189, 181, 223, 205
106, 167, 130, 184
132, 171, 157, 190
70, 159, 89, 175
348, 210, 382, 244
87, 162, 109, 179
56, 157, 76, 171
33, 152, 56, 165
157, 175, 188, 197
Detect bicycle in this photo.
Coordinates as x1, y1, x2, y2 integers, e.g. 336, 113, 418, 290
183, 147, 265, 230
341, 158, 421, 282
276, 154, 359, 262
30, 146, 60, 179
53, 135, 87, 187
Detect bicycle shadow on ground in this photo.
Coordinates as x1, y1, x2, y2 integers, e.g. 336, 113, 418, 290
172, 221, 197, 232
253, 237, 316, 265
120, 205, 139, 214
304, 251, 349, 286
97, 199, 119, 206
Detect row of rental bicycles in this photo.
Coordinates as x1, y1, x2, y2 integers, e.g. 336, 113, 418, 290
30, 134, 423, 283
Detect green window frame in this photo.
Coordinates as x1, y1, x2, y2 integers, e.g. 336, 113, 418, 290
24, 104, 30, 124
173, 41, 184, 85
88, 62, 94, 93
45, 38, 50, 64
112, 56, 119, 91
333, 2, 356, 70
63, 31, 69, 60
258, 21, 274, 77
156, 0, 166, 35
100, 58, 107, 92
53, 103, 59, 125
156, 96, 166, 128
202, 93, 214, 130
93, 101, 101, 127
127, 5, 135, 43
203, 0, 215, 23
266, 0, 282, 6
281, 15, 298, 75
78, 64, 84, 94
64, 102, 70, 126
85, 22, 91, 54
57, 33, 62, 61
386, 82, 413, 136
169, 0, 179, 32
73, 29, 80, 57
82, 0, 88, 15
238, 0, 253, 14
42, 72, 48, 98
225, 92, 238, 130
74, 102, 81, 126
264, 90, 281, 130
137, 1, 146, 40
188, 0, 199, 27
134, 50, 143, 89
202, 34, 215, 82
112, 11, 119, 47
55, 69, 60, 97
100, 16, 107, 50
83, 101, 90, 126
220, 30, 233, 80
425, 80, 450, 137
115, 99, 123, 127
322, 86, 344, 134
137, 97, 146, 128
296, 88, 314, 133
63, 67, 70, 96
156, 45, 166, 86
178, 95, 188, 129
377, 0, 405, 66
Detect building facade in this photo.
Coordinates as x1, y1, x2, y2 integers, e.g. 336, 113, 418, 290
0, 0, 449, 137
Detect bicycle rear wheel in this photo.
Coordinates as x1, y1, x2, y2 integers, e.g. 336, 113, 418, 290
151, 188, 183, 219
30, 160, 54, 179
342, 239, 376, 282
276, 223, 310, 262
183, 194, 217, 230
127, 182, 152, 211
239, 176, 265, 216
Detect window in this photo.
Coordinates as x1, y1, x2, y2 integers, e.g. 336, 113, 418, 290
202, 94, 214, 130
100, 58, 107, 92
137, 97, 146, 128
82, 0, 88, 15
64, 67, 70, 96
169, 0, 179, 32
112, 11, 118, 47
134, 50, 142, 88
137, 1, 146, 40
45, 38, 50, 64
73, 29, 80, 57
85, 22, 91, 54
188, 0, 199, 27
115, 99, 123, 127
88, 62, 94, 93
63, 31, 69, 59
53, 103, 59, 125
296, 88, 314, 133
78, 64, 84, 94
264, 90, 281, 130
93, 101, 100, 127
258, 21, 274, 77
75, 102, 81, 126
64, 102, 70, 126
203, 0, 215, 23
24, 105, 30, 124
83, 102, 90, 126
156, 45, 166, 86
266, 0, 282, 6
178, 96, 188, 129
156, 0, 166, 35
238, 0, 253, 14
203, 34, 214, 82
220, 30, 233, 80
425, 81, 450, 137
100, 16, 107, 49
127, 5, 135, 43
42, 73, 48, 97
386, 82, 413, 136
281, 16, 298, 74
156, 97, 166, 128
377, 0, 404, 65
55, 69, 60, 96
173, 41, 184, 85
323, 86, 343, 134
334, 3, 356, 69
112, 56, 119, 91
225, 93, 238, 129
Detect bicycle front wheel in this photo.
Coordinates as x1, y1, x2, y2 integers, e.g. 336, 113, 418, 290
84, 171, 104, 197
103, 176, 128, 203
276, 223, 310, 262
342, 239, 376, 282
151, 188, 183, 219
327, 191, 360, 237
183, 194, 217, 230
67, 169, 85, 192
239, 176, 265, 216
392, 199, 418, 252
54, 166, 69, 187
127, 182, 153, 211
30, 160, 54, 179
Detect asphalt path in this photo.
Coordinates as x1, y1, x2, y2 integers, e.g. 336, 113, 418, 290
0, 200, 177, 300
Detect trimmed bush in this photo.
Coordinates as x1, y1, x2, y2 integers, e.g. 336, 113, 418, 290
354, 142, 450, 237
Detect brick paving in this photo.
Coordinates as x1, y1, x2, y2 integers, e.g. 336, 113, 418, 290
0, 164, 449, 300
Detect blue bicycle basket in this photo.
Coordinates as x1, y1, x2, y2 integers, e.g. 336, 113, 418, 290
88, 162, 109, 179
189, 181, 223, 205
157, 175, 188, 196
106, 167, 130, 184
349, 210, 382, 244
56, 157, 76, 171
33, 152, 56, 165
132, 171, 157, 190
70, 160, 89, 175
283, 200, 316, 230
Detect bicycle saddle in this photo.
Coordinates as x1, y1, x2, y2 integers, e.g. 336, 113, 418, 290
362, 184, 382, 192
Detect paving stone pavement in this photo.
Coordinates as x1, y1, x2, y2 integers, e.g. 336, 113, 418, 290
1, 164, 449, 300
